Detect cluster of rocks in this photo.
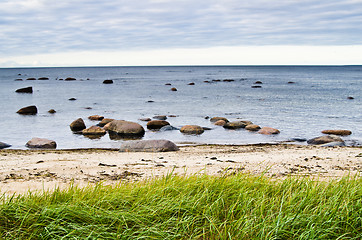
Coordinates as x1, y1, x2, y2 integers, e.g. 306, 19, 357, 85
306, 129, 352, 147
210, 116, 279, 135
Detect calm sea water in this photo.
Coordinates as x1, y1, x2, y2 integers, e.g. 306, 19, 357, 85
0, 66, 361, 149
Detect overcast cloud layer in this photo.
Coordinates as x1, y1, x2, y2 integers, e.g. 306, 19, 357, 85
1, 0, 362, 65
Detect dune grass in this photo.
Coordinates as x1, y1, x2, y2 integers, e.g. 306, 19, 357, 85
0, 173, 361, 239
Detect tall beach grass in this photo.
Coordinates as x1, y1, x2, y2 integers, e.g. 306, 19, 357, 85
0, 173, 361, 239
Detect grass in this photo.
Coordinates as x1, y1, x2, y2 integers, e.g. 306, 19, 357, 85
0, 173, 361, 239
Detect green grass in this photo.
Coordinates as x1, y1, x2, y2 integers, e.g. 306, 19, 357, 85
0, 173, 361, 239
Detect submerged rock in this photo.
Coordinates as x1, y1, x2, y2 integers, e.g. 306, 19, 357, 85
26, 138, 56, 149
17, 105, 37, 115
321, 141, 346, 147
210, 117, 229, 123
120, 140, 179, 152
82, 126, 106, 136
103, 80, 113, 84
223, 121, 247, 129
245, 124, 261, 131
160, 125, 180, 131
88, 115, 104, 121
48, 109, 56, 114
153, 115, 167, 120
98, 118, 114, 127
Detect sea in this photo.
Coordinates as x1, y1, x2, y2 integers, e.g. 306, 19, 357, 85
0, 66, 361, 149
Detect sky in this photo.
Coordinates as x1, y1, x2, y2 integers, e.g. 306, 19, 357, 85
1, 0, 362, 67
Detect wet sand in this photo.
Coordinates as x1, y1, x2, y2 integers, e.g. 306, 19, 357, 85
0, 144, 361, 195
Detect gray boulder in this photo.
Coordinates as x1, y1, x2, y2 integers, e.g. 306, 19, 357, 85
321, 142, 346, 147
0, 142, 11, 149
307, 135, 344, 145
26, 137, 56, 149
160, 125, 180, 131
120, 140, 179, 152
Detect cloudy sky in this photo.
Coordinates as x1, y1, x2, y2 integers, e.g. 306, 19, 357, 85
1, 0, 362, 67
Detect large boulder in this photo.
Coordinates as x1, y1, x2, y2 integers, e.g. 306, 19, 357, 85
210, 117, 229, 123
223, 121, 247, 129
307, 135, 344, 145
0, 142, 11, 149
26, 138, 56, 149
15, 86, 33, 93
119, 140, 179, 152
147, 120, 170, 130
107, 120, 145, 137
82, 126, 106, 136
321, 130, 352, 136
16, 105, 37, 115
70, 118, 86, 131
180, 125, 204, 135
258, 127, 280, 135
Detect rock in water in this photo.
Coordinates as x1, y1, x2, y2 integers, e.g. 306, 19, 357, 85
180, 125, 204, 135
16, 105, 37, 115
82, 126, 106, 136
70, 118, 86, 131
26, 138, 56, 149
321, 130, 352, 136
103, 80, 113, 84
88, 115, 104, 121
223, 121, 247, 129
147, 120, 170, 130
307, 135, 344, 145
0, 142, 11, 149
245, 124, 261, 131
119, 140, 179, 152
106, 120, 145, 137
15, 86, 33, 93
97, 118, 114, 127
210, 117, 229, 123
258, 127, 280, 135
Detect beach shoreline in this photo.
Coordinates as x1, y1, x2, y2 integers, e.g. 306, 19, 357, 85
0, 144, 361, 195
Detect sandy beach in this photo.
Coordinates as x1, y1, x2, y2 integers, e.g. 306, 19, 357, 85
0, 144, 361, 195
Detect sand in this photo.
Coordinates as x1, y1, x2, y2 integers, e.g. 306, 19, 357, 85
0, 144, 361, 195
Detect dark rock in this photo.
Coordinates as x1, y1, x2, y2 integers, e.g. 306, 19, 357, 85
147, 120, 170, 130
88, 115, 104, 121
0, 142, 11, 149
15, 86, 33, 93
210, 117, 229, 123
70, 118, 86, 131
48, 109, 56, 114
171, 87, 177, 91
119, 140, 179, 152
26, 78, 36, 80
307, 135, 344, 145
17, 105, 37, 115
204, 81, 211, 83
165, 83, 172, 85
168, 115, 178, 117
38, 77, 49, 80
258, 127, 280, 135
291, 137, 307, 142
321, 130, 352, 136
254, 81, 263, 84
147, 100, 154, 103
288, 81, 296, 84
223, 121, 247, 129
347, 96, 354, 100
65, 77, 76, 81
188, 82, 195, 85
97, 118, 114, 127
180, 125, 204, 135
223, 79, 235, 82
251, 85, 262, 88
103, 80, 113, 84
107, 120, 145, 137
82, 126, 106, 136
68, 98, 76, 101
202, 127, 212, 130
153, 115, 167, 120
160, 125, 180, 131
15, 79, 23, 81
26, 138, 56, 149
245, 124, 261, 131
212, 79, 221, 82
